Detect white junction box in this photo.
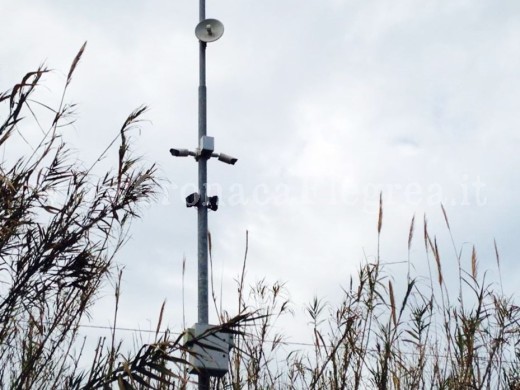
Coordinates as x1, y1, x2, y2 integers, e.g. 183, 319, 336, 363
184, 323, 234, 377
199, 136, 215, 159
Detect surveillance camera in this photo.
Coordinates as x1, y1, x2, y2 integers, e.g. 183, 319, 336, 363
206, 196, 219, 211
169, 148, 190, 157
186, 193, 201, 207
218, 153, 238, 165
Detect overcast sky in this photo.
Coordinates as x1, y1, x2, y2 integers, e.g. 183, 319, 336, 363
2, 0, 520, 348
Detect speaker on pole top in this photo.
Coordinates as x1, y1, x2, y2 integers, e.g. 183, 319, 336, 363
195, 19, 224, 42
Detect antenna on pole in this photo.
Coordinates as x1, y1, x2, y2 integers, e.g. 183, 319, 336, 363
195, 19, 224, 43
170, 1, 236, 389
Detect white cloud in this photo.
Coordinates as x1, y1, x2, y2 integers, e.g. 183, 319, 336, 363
2, 0, 520, 351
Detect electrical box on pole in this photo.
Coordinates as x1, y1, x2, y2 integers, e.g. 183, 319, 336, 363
199, 136, 214, 159
184, 323, 234, 377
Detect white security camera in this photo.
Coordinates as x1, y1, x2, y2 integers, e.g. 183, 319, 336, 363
170, 148, 195, 157
218, 153, 238, 165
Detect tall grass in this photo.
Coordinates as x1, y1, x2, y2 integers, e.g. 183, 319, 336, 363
5, 46, 519, 389
220, 197, 520, 389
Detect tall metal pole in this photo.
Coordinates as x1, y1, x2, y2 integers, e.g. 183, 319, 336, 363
198, 0, 208, 327
198, 1, 210, 389
170, 3, 231, 387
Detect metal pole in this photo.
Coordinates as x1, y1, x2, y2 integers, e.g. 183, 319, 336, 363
199, 0, 205, 20
198, 0, 210, 389
198, 16, 208, 328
